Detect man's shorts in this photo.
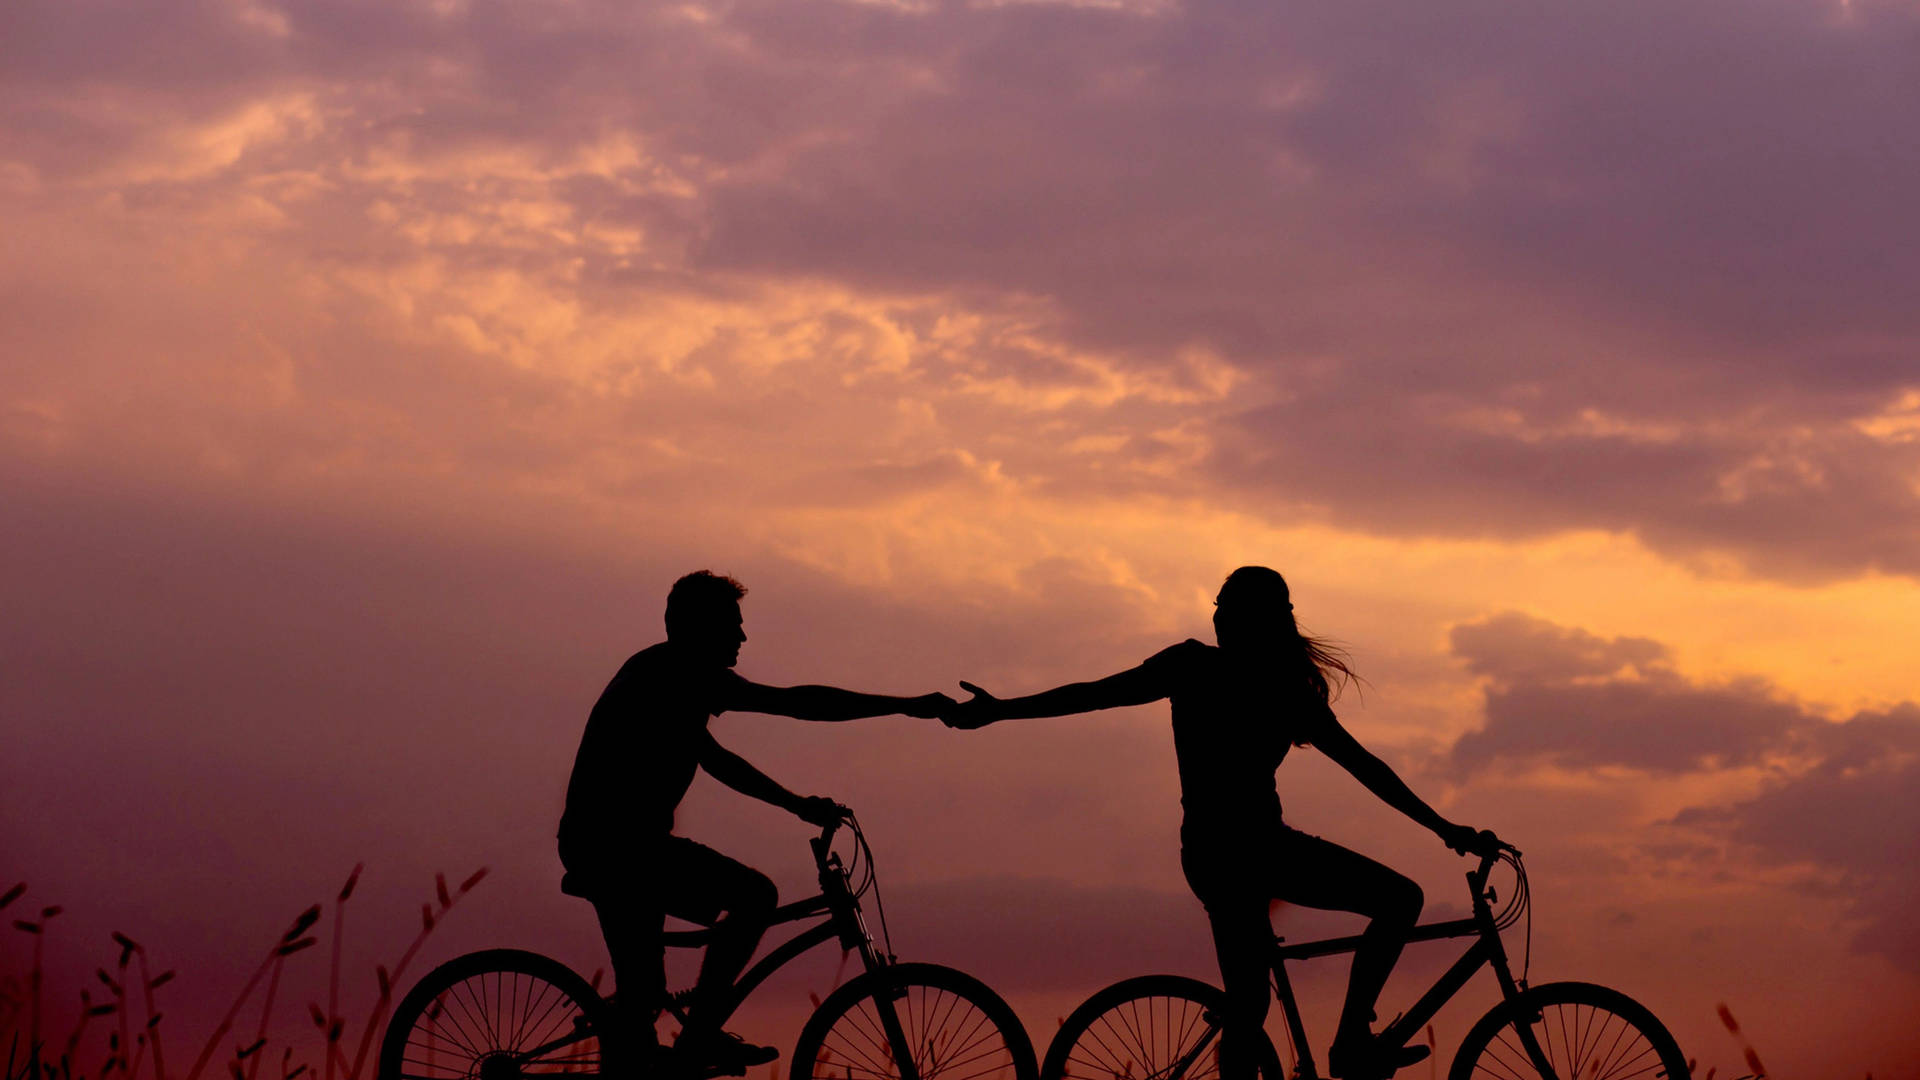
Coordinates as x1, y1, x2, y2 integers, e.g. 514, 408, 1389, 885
562, 833, 771, 926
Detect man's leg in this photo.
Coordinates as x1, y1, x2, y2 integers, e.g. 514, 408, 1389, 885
658, 838, 779, 1068
589, 887, 667, 1061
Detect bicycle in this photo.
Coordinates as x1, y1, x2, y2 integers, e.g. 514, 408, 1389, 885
379, 812, 1039, 1080
1040, 845, 1688, 1080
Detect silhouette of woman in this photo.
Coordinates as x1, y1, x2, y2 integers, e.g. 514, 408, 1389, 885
945, 566, 1500, 1080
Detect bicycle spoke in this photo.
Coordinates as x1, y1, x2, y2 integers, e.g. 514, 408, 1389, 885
436, 990, 495, 1062
1113, 1001, 1150, 1071
823, 1030, 898, 1079
935, 1004, 1001, 1066
1584, 1009, 1627, 1078
408, 1000, 486, 1060
453, 977, 500, 1051
518, 983, 572, 1058
1084, 1016, 1138, 1076
1468, 999, 1680, 1080
1477, 1030, 1536, 1080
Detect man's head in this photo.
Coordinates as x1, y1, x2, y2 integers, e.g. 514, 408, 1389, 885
665, 570, 748, 667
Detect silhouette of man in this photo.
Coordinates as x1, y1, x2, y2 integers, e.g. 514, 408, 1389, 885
558, 570, 953, 1073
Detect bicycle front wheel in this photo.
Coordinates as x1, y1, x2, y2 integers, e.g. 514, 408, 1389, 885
378, 948, 615, 1080
792, 962, 1037, 1080
1448, 981, 1687, 1080
1041, 975, 1283, 1080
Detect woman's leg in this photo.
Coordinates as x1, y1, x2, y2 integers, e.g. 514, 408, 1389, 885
1182, 848, 1272, 1080
1267, 830, 1423, 1069
1203, 897, 1275, 1080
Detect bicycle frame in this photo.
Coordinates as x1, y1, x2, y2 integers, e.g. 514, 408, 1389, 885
1262, 850, 1541, 1080
521, 819, 913, 1077
658, 822, 890, 1031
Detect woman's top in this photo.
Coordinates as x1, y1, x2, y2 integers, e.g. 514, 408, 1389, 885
1138, 638, 1335, 851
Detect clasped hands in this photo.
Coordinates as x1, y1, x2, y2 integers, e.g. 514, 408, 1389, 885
902, 681, 1002, 730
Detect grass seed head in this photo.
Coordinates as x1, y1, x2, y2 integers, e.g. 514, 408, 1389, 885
0, 884, 25, 911
283, 907, 322, 945
457, 870, 487, 895
337, 866, 363, 904
1716, 1004, 1741, 1034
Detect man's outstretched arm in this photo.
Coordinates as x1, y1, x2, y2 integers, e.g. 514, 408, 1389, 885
727, 679, 952, 723
698, 733, 842, 824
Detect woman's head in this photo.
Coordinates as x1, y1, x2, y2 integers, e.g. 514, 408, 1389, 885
1213, 565, 1354, 702
1213, 565, 1293, 646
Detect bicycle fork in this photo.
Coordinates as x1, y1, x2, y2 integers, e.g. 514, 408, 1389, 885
830, 869, 923, 1080
869, 974, 924, 1080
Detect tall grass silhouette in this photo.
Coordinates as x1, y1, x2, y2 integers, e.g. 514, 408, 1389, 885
2, 867, 483, 1080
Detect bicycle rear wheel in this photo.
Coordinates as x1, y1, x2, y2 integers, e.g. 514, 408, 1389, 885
1448, 981, 1687, 1080
1040, 975, 1283, 1080
379, 949, 616, 1080
792, 962, 1037, 1080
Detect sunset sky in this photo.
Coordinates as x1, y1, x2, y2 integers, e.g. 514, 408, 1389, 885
5, 0, 1919, 1077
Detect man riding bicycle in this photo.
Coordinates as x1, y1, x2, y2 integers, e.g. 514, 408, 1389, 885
558, 570, 953, 1074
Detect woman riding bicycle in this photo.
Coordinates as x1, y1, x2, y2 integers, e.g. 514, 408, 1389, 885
943, 566, 1501, 1080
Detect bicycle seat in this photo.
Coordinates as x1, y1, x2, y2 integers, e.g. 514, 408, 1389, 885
562, 873, 719, 947
661, 922, 717, 947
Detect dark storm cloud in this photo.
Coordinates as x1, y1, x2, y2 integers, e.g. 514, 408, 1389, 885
1673, 703, 1920, 974
1447, 612, 1810, 774
1213, 394, 1920, 581
1451, 612, 1669, 686
685, 0, 1920, 581
6, 0, 1918, 583
1448, 613, 1920, 971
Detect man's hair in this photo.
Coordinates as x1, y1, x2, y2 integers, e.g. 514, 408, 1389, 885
665, 570, 748, 635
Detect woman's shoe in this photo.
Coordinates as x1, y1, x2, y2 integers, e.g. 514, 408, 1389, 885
1327, 1034, 1430, 1080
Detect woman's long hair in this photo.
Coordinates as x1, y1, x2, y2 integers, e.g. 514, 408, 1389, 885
1217, 565, 1358, 704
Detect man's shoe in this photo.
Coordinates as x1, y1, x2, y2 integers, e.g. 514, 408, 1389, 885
1327, 1035, 1429, 1080
680, 1030, 778, 1077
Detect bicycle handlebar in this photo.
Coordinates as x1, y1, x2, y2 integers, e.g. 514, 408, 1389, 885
808, 804, 855, 865
1465, 838, 1520, 894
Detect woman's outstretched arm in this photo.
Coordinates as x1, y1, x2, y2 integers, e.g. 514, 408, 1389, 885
1311, 714, 1495, 853
946, 665, 1163, 728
